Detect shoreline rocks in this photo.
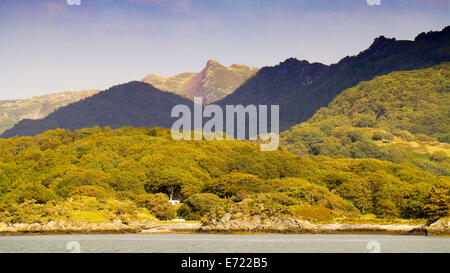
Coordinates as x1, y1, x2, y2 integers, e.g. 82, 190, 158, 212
0, 220, 156, 235
199, 214, 449, 236
141, 223, 202, 233
426, 219, 450, 236
1, 216, 448, 236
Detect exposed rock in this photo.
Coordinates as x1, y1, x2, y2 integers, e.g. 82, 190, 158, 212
2, 217, 447, 236
426, 219, 450, 236
200, 214, 429, 235
201, 214, 314, 233
142, 60, 258, 103
0, 220, 157, 235
141, 222, 202, 233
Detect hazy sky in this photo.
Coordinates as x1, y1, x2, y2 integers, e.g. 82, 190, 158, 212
0, 0, 448, 100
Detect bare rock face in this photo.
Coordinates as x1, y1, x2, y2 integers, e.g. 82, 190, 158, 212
0, 220, 157, 235
315, 223, 427, 235
200, 213, 315, 233
141, 222, 202, 233
426, 219, 450, 236
142, 60, 258, 103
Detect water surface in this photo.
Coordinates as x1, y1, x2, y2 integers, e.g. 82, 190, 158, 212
0, 234, 448, 253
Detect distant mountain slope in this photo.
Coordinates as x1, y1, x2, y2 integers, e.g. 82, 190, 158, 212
0, 82, 192, 138
217, 26, 450, 130
281, 63, 450, 176
142, 60, 258, 103
0, 90, 99, 135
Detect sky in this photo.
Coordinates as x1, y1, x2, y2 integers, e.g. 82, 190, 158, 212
0, 0, 448, 100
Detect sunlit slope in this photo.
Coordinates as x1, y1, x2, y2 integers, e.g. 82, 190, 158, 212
142, 60, 258, 103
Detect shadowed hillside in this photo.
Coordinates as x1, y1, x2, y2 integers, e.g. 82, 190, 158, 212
1, 82, 192, 138
0, 90, 99, 135
217, 26, 450, 130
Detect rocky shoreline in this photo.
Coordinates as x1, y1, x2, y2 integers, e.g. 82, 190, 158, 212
0, 220, 151, 235
201, 215, 432, 235
0, 216, 448, 236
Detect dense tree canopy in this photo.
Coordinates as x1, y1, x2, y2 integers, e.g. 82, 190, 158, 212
0, 126, 447, 223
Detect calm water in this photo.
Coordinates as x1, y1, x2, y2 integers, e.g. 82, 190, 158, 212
0, 234, 449, 253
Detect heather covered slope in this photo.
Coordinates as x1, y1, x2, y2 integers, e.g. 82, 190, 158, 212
0, 90, 99, 135
281, 63, 450, 176
1, 82, 192, 138
217, 26, 450, 130
142, 60, 258, 103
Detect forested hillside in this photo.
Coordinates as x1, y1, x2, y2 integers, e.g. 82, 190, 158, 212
281, 63, 450, 176
0, 127, 447, 224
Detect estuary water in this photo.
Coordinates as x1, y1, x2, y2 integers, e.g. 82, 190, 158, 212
0, 234, 449, 253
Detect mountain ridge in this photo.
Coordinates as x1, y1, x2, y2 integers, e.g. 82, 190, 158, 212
142, 60, 258, 103
2, 27, 449, 138
217, 26, 450, 130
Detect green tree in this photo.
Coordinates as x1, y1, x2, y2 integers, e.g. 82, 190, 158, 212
135, 193, 177, 220
8, 182, 56, 204
425, 179, 450, 221
336, 179, 372, 214
178, 193, 224, 220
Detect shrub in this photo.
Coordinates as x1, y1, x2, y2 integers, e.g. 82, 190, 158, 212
291, 204, 333, 223
375, 200, 400, 218
352, 114, 377, 128
204, 173, 263, 200
430, 151, 448, 162
415, 134, 434, 142
135, 193, 177, 220
394, 130, 415, 141
8, 183, 56, 204
372, 131, 394, 141
178, 193, 224, 220
70, 186, 105, 197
